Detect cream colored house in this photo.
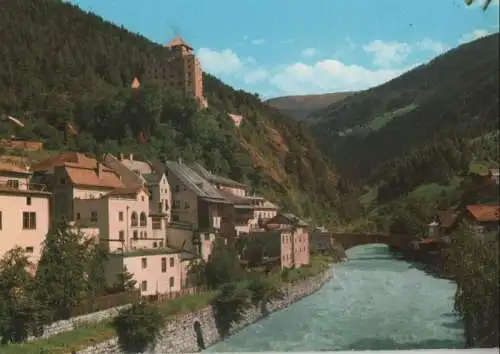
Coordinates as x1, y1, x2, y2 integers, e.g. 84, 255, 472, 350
73, 187, 162, 253
105, 249, 182, 295
0, 161, 51, 263
31, 152, 124, 220
104, 154, 171, 239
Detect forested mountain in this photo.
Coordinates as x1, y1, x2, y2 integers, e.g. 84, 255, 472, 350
265, 92, 353, 121
306, 33, 499, 232
309, 33, 499, 184
0, 0, 353, 224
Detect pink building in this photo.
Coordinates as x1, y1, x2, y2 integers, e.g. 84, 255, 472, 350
106, 249, 182, 296
264, 212, 310, 268
0, 161, 51, 263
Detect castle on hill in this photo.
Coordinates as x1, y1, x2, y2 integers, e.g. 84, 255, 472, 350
133, 36, 208, 109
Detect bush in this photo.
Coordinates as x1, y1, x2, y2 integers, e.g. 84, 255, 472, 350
112, 303, 165, 353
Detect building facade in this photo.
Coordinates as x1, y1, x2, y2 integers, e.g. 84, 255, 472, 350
0, 162, 51, 263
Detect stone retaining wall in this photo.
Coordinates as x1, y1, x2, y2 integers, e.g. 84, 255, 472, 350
27, 305, 131, 341
78, 266, 334, 354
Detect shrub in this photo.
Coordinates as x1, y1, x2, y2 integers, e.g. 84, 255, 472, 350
112, 303, 165, 353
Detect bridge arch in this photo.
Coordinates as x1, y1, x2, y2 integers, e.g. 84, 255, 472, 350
331, 233, 413, 251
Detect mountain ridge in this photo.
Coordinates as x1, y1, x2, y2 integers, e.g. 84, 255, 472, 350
265, 92, 353, 121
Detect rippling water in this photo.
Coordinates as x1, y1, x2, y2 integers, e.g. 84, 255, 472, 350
205, 244, 464, 351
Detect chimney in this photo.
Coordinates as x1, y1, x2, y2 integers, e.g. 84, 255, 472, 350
96, 162, 103, 178
129, 154, 134, 161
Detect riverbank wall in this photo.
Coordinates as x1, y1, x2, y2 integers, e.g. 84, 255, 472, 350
77, 266, 334, 354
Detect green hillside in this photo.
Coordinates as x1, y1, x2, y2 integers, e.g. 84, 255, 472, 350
307, 33, 499, 232
0, 0, 352, 224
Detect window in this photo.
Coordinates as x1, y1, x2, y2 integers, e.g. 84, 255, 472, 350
6, 179, 19, 189
152, 217, 162, 230
0, 211, 2, 230
173, 200, 179, 209
141, 281, 147, 291
174, 185, 180, 193
22, 212, 36, 230
90, 211, 98, 222
153, 242, 158, 248
59, 178, 66, 185
141, 258, 147, 269
169, 257, 174, 267
140, 212, 147, 226
26, 196, 31, 205
169, 277, 174, 288
76, 213, 81, 220
164, 200, 169, 211
161, 257, 167, 272
119, 231, 125, 241
172, 215, 179, 222
184, 201, 189, 209
131, 212, 138, 227
141, 195, 145, 201
119, 211, 124, 221
133, 230, 138, 240
159, 241, 164, 248
25, 247, 34, 253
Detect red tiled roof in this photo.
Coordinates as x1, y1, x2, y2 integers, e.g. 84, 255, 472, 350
466, 204, 500, 222
0, 161, 30, 174
65, 166, 124, 189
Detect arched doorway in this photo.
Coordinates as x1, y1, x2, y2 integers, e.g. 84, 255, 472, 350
194, 320, 205, 350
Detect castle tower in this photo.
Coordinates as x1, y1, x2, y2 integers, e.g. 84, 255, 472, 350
163, 36, 207, 108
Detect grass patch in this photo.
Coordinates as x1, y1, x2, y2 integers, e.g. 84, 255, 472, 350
0, 292, 216, 354
367, 104, 418, 131
469, 161, 493, 176
283, 256, 331, 283
408, 176, 463, 200
0, 321, 115, 354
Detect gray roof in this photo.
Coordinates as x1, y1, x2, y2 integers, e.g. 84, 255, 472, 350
142, 173, 162, 184
280, 212, 308, 227
165, 160, 231, 203
191, 162, 247, 188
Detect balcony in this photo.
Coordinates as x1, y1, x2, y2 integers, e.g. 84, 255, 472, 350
0, 181, 49, 192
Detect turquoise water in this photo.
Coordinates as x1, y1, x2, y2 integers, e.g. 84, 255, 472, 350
205, 244, 464, 351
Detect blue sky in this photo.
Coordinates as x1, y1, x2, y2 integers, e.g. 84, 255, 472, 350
69, 0, 499, 98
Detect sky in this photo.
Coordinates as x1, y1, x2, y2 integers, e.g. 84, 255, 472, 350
69, 0, 499, 99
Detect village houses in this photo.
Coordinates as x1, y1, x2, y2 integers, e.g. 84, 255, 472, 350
0, 148, 311, 295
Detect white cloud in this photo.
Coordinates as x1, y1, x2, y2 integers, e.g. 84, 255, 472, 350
459, 29, 493, 43
251, 38, 266, 45
301, 48, 317, 57
415, 39, 447, 55
244, 68, 268, 84
363, 40, 412, 68
281, 38, 295, 44
197, 48, 242, 76
269, 60, 415, 95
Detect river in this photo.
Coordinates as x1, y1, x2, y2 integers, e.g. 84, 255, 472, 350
205, 244, 465, 352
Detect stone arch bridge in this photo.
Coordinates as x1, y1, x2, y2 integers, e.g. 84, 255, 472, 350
330, 233, 414, 251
